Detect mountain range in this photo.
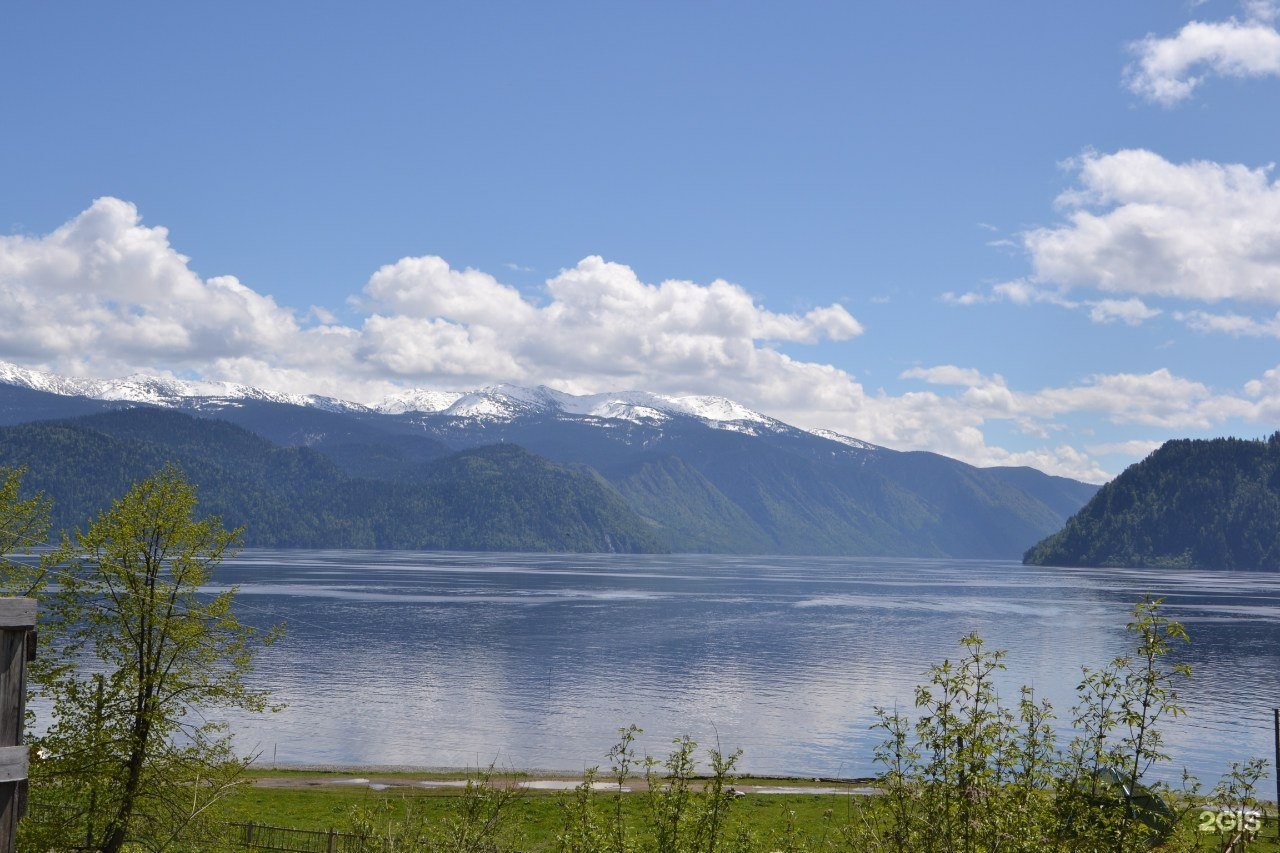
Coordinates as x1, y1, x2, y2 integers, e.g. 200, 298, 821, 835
0, 362, 1098, 557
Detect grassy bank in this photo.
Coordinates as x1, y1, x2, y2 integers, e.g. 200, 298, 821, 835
217, 768, 1280, 853
222, 769, 865, 842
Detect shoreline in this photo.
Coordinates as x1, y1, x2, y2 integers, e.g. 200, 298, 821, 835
245, 765, 882, 795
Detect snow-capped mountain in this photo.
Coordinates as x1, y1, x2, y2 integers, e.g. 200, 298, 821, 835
0, 359, 1099, 558
0, 361, 99, 397
373, 383, 788, 436
0, 361, 368, 414
0, 361, 802, 438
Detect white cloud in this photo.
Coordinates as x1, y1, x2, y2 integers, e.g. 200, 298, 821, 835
0, 198, 302, 363
8, 198, 1276, 485
1241, 363, 1280, 422
1244, 363, 1280, 396
940, 290, 990, 306
1085, 439, 1165, 458
989, 280, 1038, 305
1088, 298, 1161, 325
1029, 369, 1233, 429
1126, 6, 1280, 105
945, 279, 1086, 311
901, 365, 996, 387
1025, 149, 1280, 303
0, 198, 866, 415
880, 365, 1280, 481
947, 281, 1160, 327
951, 150, 1280, 332
899, 365, 1235, 430
1176, 308, 1280, 336
351, 255, 866, 399
362, 256, 537, 328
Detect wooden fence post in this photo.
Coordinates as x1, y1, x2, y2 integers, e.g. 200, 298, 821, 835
0, 598, 35, 853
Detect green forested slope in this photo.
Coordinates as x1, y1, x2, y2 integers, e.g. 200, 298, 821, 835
380, 444, 663, 552
1024, 434, 1280, 569
606, 453, 775, 552
0, 410, 663, 553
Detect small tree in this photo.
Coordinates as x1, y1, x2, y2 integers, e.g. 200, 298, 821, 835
1059, 596, 1188, 851
23, 465, 280, 853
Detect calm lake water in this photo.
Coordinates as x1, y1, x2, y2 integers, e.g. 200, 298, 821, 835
200, 551, 1278, 785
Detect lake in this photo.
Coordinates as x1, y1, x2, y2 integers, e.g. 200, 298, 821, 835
202, 551, 1278, 786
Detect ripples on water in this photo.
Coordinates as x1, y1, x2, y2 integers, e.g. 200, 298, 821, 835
202, 551, 1279, 785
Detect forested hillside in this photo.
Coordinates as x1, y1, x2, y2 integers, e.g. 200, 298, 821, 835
1024, 434, 1280, 569
0, 409, 663, 552
0, 379, 1100, 557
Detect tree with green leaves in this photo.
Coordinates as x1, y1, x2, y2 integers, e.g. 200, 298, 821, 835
0, 466, 50, 572
18, 464, 281, 853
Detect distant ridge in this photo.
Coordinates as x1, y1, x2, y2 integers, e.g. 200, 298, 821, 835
0, 361, 1099, 557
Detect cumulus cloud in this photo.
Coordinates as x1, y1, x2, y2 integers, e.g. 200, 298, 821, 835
1025, 149, 1280, 303
0, 197, 866, 414
351, 253, 864, 396
362, 256, 537, 328
950, 150, 1280, 335
8, 197, 1275, 484
1126, 4, 1280, 105
0, 198, 302, 362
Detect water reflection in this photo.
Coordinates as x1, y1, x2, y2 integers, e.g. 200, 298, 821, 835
198, 551, 1279, 785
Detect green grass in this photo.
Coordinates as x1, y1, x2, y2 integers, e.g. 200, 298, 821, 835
214, 771, 1280, 852
218, 771, 871, 849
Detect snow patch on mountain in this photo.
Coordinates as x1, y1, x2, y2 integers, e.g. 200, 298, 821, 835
662, 394, 772, 424
424, 386, 782, 427
584, 400, 671, 423
811, 429, 878, 451
376, 389, 465, 415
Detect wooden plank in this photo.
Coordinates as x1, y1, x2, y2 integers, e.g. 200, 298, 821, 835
0, 601, 35, 629
0, 620, 23, 853
0, 631, 23, 749
0, 749, 24, 785
0, 783, 14, 853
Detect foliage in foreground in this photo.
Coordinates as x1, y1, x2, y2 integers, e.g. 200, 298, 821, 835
0, 465, 281, 853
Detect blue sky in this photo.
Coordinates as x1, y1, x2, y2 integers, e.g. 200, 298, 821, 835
3, 1, 1280, 482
